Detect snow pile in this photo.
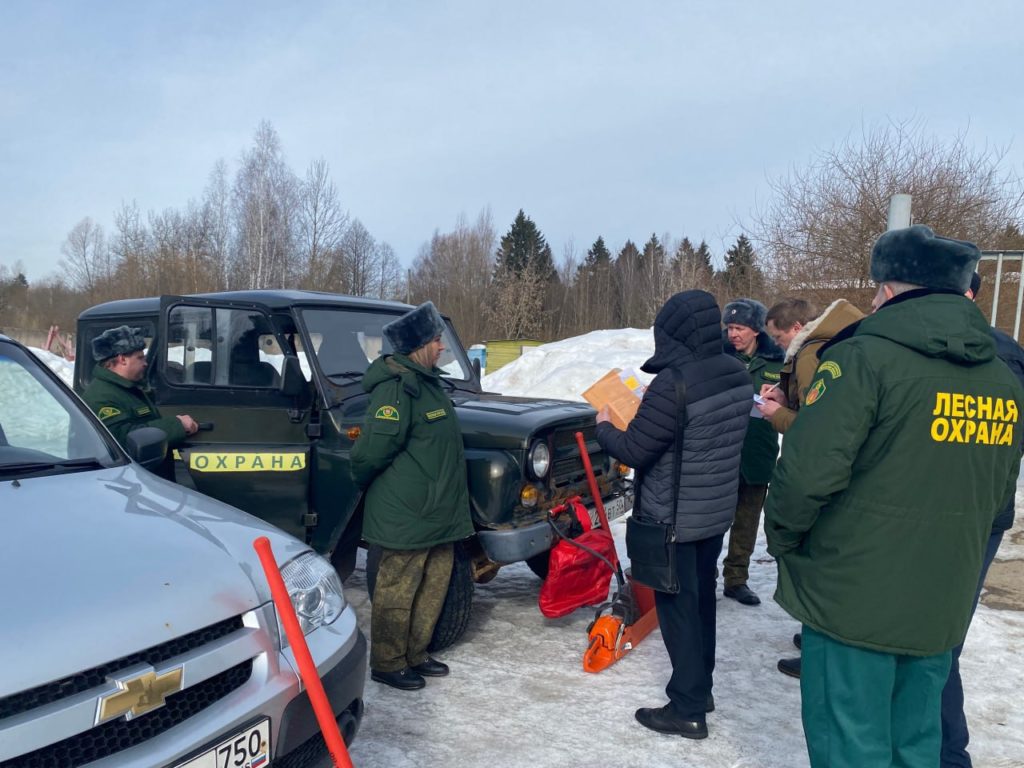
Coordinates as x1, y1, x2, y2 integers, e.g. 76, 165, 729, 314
28, 347, 74, 387
482, 328, 656, 400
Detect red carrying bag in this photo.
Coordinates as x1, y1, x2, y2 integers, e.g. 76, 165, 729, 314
538, 498, 616, 619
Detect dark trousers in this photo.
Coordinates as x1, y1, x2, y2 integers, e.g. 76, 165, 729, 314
939, 529, 1004, 768
723, 480, 767, 588
653, 533, 724, 720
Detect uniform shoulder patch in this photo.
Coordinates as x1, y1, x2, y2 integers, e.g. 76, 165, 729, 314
805, 378, 826, 406
375, 405, 400, 421
764, 371, 781, 381
425, 408, 447, 421
816, 361, 842, 379
135, 406, 152, 417
97, 406, 121, 420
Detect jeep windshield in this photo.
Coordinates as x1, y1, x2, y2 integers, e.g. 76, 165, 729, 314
299, 308, 475, 396
0, 342, 123, 479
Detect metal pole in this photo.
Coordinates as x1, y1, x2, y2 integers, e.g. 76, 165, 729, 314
992, 253, 1004, 326
1013, 254, 1024, 341
886, 194, 913, 230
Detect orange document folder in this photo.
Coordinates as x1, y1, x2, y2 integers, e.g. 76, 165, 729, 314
582, 368, 644, 430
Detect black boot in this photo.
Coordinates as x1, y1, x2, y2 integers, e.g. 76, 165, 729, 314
371, 667, 426, 690
777, 657, 801, 679
635, 706, 708, 740
793, 632, 802, 650
723, 584, 761, 606
410, 657, 449, 677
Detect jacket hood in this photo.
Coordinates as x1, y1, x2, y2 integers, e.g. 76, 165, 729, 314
783, 299, 866, 362
641, 290, 726, 373
362, 353, 437, 395
854, 290, 995, 364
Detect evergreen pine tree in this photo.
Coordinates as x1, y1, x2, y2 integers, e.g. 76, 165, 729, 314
494, 209, 555, 280
722, 234, 763, 295
695, 240, 713, 274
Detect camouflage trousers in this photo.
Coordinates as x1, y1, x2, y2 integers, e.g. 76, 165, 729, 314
723, 481, 768, 588
371, 543, 453, 672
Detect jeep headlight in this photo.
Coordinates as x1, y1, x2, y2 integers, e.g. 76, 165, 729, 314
280, 552, 346, 637
528, 440, 551, 479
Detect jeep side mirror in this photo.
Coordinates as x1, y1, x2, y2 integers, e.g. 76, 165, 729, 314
125, 427, 168, 471
280, 356, 306, 397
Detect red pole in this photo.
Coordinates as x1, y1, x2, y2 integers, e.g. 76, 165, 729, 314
574, 431, 622, 577
253, 537, 354, 768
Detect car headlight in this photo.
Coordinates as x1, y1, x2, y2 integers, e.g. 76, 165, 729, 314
280, 552, 346, 638
528, 440, 551, 479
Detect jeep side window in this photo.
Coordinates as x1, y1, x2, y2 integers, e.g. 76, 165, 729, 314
166, 306, 281, 389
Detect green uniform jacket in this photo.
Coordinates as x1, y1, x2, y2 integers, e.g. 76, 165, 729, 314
82, 365, 187, 447
765, 292, 1024, 656
351, 354, 473, 550
728, 333, 784, 484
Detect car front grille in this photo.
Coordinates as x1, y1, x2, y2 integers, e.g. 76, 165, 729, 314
0, 616, 243, 719
0, 615, 250, 767
550, 425, 607, 489
3, 660, 253, 768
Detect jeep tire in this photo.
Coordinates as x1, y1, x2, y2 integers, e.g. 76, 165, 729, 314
365, 541, 474, 652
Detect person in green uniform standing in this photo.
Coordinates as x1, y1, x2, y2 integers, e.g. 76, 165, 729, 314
764, 225, 1024, 768
721, 299, 784, 606
351, 301, 473, 691
82, 325, 198, 479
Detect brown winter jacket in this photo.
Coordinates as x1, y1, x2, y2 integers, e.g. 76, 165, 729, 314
769, 299, 865, 433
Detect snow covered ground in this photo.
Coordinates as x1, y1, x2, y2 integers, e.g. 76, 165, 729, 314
30, 336, 1023, 766
347, 329, 1024, 768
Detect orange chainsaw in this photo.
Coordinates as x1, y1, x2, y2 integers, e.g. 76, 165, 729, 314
572, 431, 660, 673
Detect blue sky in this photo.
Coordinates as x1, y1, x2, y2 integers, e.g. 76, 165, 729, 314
2, 0, 1023, 281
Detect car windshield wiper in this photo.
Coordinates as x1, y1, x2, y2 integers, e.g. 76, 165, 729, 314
0, 457, 111, 477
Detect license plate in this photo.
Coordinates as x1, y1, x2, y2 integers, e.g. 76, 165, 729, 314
174, 719, 271, 768
590, 495, 627, 528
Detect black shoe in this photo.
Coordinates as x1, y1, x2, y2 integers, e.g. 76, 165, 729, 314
793, 632, 802, 650
705, 694, 715, 713
723, 584, 761, 606
371, 667, 426, 690
410, 657, 449, 677
635, 706, 708, 740
777, 657, 801, 679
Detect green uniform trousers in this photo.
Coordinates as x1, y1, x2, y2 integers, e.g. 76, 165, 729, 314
723, 481, 767, 588
801, 625, 952, 768
371, 543, 453, 672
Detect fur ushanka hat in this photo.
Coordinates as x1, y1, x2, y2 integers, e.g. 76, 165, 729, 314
91, 325, 147, 362
722, 298, 767, 332
383, 301, 446, 355
870, 225, 980, 293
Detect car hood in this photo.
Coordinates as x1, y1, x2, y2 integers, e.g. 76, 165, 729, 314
452, 393, 596, 449
0, 463, 308, 698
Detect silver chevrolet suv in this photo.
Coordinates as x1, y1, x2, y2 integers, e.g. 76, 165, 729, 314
0, 333, 366, 767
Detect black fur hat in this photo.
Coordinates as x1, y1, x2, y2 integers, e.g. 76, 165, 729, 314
870, 225, 980, 292
722, 298, 767, 332
383, 301, 446, 355
91, 325, 146, 362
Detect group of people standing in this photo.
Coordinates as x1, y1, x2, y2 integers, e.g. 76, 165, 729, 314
595, 225, 1024, 767
79, 224, 1022, 767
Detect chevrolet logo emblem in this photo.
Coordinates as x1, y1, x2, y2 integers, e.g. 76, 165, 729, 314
95, 665, 184, 724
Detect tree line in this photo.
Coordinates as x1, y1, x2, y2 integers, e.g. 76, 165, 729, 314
3, 120, 1023, 347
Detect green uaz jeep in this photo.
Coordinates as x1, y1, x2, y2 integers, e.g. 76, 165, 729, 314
75, 291, 633, 648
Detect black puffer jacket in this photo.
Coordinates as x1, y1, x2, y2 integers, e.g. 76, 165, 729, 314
596, 290, 753, 542
992, 326, 1024, 533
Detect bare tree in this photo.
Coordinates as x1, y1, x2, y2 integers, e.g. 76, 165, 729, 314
751, 120, 1024, 308
203, 160, 233, 290
487, 258, 548, 339
375, 241, 402, 300
232, 121, 299, 288
339, 218, 379, 296
298, 157, 349, 288
409, 209, 495, 343
59, 217, 109, 301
